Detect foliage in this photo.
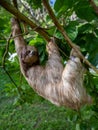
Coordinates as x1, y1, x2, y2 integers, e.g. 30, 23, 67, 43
0, 0, 98, 129
0, 79, 98, 130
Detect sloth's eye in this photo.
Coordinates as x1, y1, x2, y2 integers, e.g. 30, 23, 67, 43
29, 50, 37, 55
26, 50, 31, 55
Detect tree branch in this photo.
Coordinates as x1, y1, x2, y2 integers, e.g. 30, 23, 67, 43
89, 0, 98, 14
19, 0, 40, 26
42, 0, 98, 74
0, 0, 50, 42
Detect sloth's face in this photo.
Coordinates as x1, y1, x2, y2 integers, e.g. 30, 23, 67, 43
21, 45, 39, 66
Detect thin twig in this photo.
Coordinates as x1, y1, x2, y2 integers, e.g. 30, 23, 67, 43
58, 48, 69, 59
42, 0, 98, 74
2, 34, 11, 67
11, 33, 26, 39
11, 26, 39, 39
2, 34, 18, 87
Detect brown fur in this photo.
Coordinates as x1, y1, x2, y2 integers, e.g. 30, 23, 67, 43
11, 18, 92, 110
20, 45, 39, 75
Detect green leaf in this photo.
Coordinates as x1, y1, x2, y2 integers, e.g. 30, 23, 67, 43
65, 21, 78, 41
75, 0, 96, 21
54, 0, 76, 17
27, 0, 42, 9
95, 29, 98, 37
54, 31, 63, 39
29, 38, 44, 45
78, 23, 93, 34
54, 0, 68, 13
85, 34, 98, 66
76, 123, 80, 130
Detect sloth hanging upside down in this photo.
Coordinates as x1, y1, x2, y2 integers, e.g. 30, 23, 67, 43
11, 18, 92, 110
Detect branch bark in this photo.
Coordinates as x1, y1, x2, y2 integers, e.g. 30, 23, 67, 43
89, 0, 98, 14
0, 0, 50, 42
42, 0, 98, 74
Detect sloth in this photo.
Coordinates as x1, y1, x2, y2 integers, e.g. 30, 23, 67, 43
11, 18, 92, 110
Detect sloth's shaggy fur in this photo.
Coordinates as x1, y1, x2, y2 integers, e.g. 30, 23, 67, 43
11, 18, 92, 110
